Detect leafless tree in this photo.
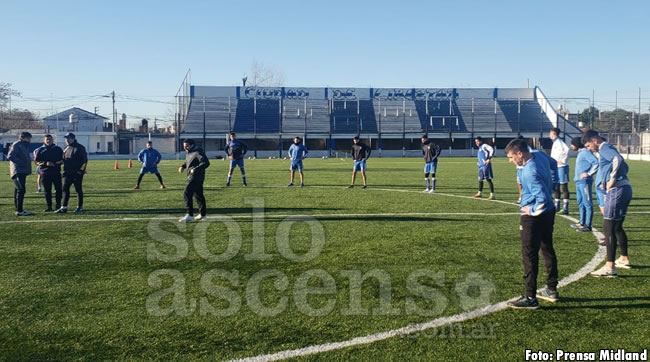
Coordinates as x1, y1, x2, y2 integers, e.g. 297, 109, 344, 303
246, 59, 285, 87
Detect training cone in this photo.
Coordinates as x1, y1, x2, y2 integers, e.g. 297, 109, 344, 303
114, 160, 119, 170
128, 159, 133, 168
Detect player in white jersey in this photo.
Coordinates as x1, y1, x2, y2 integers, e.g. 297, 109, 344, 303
550, 128, 570, 214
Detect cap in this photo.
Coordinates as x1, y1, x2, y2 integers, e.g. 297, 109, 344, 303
64, 132, 76, 139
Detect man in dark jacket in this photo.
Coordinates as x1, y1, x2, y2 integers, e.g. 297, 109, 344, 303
178, 139, 210, 222
421, 135, 442, 193
8, 131, 34, 216
348, 136, 371, 189
34, 134, 64, 211
55, 133, 87, 213
224, 132, 248, 186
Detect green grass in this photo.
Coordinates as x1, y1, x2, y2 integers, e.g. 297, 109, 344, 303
0, 157, 648, 361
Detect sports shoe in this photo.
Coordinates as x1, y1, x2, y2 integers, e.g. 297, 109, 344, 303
226, 182, 231, 187
472, 192, 481, 198
36, 188, 42, 193
590, 265, 617, 278
507, 296, 540, 310
516, 198, 522, 204
423, 188, 430, 193
15, 211, 34, 216
362, 185, 368, 189
160, 184, 166, 189
562, 209, 569, 215
428, 189, 435, 193
570, 223, 584, 228
178, 214, 194, 223
487, 194, 495, 200
536, 288, 559, 303
615, 257, 631, 270
195, 214, 207, 221
300, 183, 304, 187
243, 182, 248, 187
347, 185, 354, 188
133, 185, 140, 189
288, 183, 294, 187
576, 227, 592, 232
44, 208, 53, 212
599, 240, 606, 246
54, 207, 68, 214
74, 208, 83, 213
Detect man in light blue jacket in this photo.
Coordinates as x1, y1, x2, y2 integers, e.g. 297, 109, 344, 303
134, 141, 165, 189
505, 138, 559, 309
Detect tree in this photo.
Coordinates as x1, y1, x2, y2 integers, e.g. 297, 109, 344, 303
245, 60, 285, 87
0, 82, 20, 109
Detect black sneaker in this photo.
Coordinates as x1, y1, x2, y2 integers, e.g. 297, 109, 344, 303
74, 208, 83, 213
347, 185, 354, 188
300, 183, 304, 187
507, 296, 540, 310
288, 183, 294, 187
576, 227, 592, 232
226, 182, 231, 187
562, 209, 569, 215
536, 288, 559, 303
44, 208, 53, 212
362, 185, 368, 189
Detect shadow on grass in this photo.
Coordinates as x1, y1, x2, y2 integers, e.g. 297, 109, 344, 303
562, 296, 650, 303
547, 303, 650, 310
84, 207, 341, 215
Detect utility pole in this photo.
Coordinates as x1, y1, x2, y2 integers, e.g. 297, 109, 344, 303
112, 91, 116, 129
638, 87, 641, 134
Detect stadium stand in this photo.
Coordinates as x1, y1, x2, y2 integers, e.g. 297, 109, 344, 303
178, 85, 582, 153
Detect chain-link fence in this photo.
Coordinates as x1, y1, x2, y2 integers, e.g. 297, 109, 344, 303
601, 131, 650, 155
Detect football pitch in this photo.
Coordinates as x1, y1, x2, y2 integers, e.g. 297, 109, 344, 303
0, 157, 648, 361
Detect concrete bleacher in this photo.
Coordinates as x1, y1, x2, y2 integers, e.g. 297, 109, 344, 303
281, 99, 330, 134
375, 100, 421, 133
181, 87, 576, 139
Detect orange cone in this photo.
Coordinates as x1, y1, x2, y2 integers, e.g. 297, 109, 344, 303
128, 159, 133, 168
114, 160, 119, 170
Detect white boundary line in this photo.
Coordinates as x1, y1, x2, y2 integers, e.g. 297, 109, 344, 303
227, 199, 607, 361
0, 212, 521, 225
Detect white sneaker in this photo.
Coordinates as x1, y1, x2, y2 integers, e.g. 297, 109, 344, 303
195, 214, 207, 221
615, 257, 631, 270
423, 188, 430, 193
178, 214, 194, 223
590, 265, 617, 278
428, 189, 436, 193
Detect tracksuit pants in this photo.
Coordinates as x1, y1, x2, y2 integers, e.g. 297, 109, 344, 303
12, 174, 27, 212
62, 173, 84, 208
575, 180, 593, 228
520, 210, 558, 298
184, 175, 206, 217
42, 172, 63, 210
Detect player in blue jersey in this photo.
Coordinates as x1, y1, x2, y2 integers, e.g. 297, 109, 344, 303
134, 141, 165, 189
225, 132, 248, 186
550, 128, 570, 214
421, 135, 441, 193
505, 138, 559, 309
472, 137, 495, 200
288, 136, 308, 187
583, 130, 633, 277
570, 137, 598, 232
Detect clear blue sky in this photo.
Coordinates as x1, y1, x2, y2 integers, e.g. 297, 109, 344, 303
2, 0, 649, 127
